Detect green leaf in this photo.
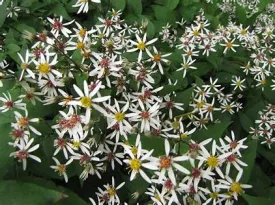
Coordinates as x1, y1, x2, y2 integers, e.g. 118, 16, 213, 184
165, 0, 179, 10
52, 3, 71, 20
111, 0, 126, 11
238, 112, 253, 133
0, 123, 14, 178
0, 2, 8, 28
241, 139, 257, 183
146, 19, 155, 38
159, 85, 179, 96
243, 194, 270, 205
236, 4, 247, 24
191, 121, 232, 142
127, 0, 142, 15
6, 44, 21, 54
152, 5, 175, 23
173, 87, 194, 110
0, 180, 63, 204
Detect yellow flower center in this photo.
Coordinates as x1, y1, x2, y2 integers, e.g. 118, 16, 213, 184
18, 117, 29, 127
226, 41, 233, 48
261, 79, 266, 85
131, 146, 138, 155
114, 112, 125, 122
78, 28, 86, 37
267, 30, 272, 36
155, 194, 161, 201
193, 30, 199, 36
57, 164, 66, 175
180, 133, 188, 140
171, 121, 180, 129
137, 41, 145, 50
38, 63, 50, 74
80, 96, 91, 108
129, 159, 141, 171
225, 105, 231, 111
207, 156, 219, 167
153, 54, 161, 62
21, 63, 28, 69
210, 192, 218, 199
241, 29, 247, 36
196, 101, 205, 108
73, 141, 80, 148
76, 41, 84, 49
107, 187, 116, 196
230, 182, 242, 194
236, 81, 242, 87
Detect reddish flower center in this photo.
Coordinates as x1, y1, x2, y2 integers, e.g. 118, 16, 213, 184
12, 129, 24, 139
140, 111, 150, 119
159, 156, 172, 169
164, 179, 174, 190
5, 101, 14, 108
192, 168, 201, 178
230, 140, 238, 149
227, 154, 236, 162
166, 101, 174, 109
100, 58, 109, 68
16, 150, 28, 160
53, 20, 63, 30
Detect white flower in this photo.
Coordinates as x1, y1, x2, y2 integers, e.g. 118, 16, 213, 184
17, 50, 35, 80
155, 139, 190, 185
47, 16, 74, 38
50, 157, 73, 183
231, 76, 246, 91
68, 80, 110, 124
9, 138, 41, 170
123, 143, 158, 183
216, 175, 252, 200
0, 92, 26, 113
12, 111, 41, 136
128, 33, 158, 62
102, 177, 125, 205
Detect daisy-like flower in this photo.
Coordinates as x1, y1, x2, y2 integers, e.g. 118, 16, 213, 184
47, 16, 74, 38
50, 157, 73, 183
145, 185, 166, 205
102, 176, 125, 205
106, 100, 133, 141
128, 33, 158, 62
231, 76, 246, 91
197, 140, 231, 178
102, 144, 124, 170
220, 38, 239, 53
146, 46, 171, 74
68, 80, 110, 124
72, 0, 89, 14
12, 111, 41, 136
129, 100, 160, 133
176, 55, 197, 78
123, 143, 158, 183
17, 50, 35, 81
216, 175, 252, 200
155, 139, 190, 185
199, 180, 227, 205
0, 92, 26, 113
9, 138, 41, 170
33, 53, 62, 81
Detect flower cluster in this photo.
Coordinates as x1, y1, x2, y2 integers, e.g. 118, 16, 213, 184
251, 104, 275, 149
2, 0, 274, 204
